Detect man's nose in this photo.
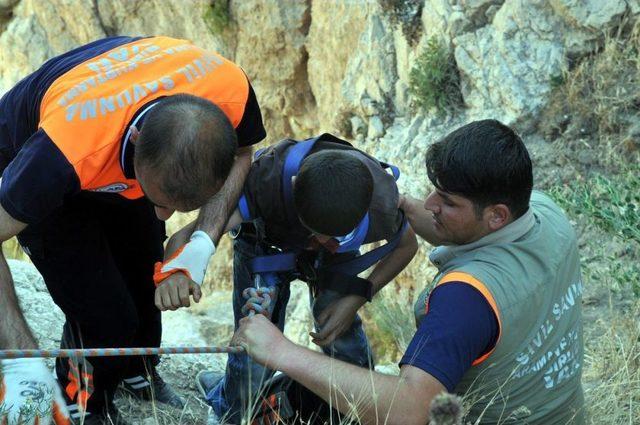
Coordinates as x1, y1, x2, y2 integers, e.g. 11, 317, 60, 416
424, 192, 440, 214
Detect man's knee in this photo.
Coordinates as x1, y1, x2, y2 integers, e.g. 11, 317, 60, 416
82, 303, 140, 347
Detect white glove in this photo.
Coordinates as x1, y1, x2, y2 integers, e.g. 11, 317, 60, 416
153, 230, 216, 286
0, 358, 70, 425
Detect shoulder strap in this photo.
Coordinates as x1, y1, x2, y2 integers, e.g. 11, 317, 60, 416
281, 135, 324, 227
335, 213, 370, 253
378, 161, 400, 180
323, 213, 409, 275
236, 146, 280, 221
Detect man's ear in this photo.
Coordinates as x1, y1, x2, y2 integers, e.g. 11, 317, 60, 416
487, 204, 511, 231
129, 125, 140, 144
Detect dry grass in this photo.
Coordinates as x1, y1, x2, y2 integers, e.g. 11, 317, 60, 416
539, 17, 640, 171
582, 309, 640, 424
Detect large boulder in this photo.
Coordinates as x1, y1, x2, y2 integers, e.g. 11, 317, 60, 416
453, 0, 631, 127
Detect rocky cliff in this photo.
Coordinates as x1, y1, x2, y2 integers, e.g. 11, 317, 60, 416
0, 0, 636, 292
1, 1, 638, 422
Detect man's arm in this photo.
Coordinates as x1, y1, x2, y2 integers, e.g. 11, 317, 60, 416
400, 195, 443, 246
310, 226, 418, 346
0, 201, 31, 349
234, 315, 444, 425
195, 145, 253, 244
153, 145, 252, 311
154, 208, 244, 311
0, 206, 71, 422
366, 225, 418, 294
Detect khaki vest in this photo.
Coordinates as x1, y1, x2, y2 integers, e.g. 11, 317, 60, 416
415, 191, 585, 424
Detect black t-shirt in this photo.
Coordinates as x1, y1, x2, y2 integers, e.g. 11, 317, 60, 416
0, 36, 266, 224
242, 137, 404, 249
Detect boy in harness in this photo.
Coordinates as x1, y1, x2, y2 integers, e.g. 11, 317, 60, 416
156, 133, 417, 423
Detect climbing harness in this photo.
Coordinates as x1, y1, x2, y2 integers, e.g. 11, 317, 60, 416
236, 134, 409, 318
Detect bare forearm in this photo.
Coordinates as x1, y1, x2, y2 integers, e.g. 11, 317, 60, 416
195, 146, 252, 244
401, 196, 442, 246
280, 345, 430, 425
0, 250, 37, 349
367, 227, 418, 294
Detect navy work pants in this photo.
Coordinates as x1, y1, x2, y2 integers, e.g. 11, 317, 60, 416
17, 193, 165, 414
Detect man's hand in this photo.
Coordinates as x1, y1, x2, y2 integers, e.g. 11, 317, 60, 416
309, 295, 366, 347
154, 230, 216, 286
154, 271, 202, 311
0, 358, 70, 424
153, 230, 215, 311
231, 315, 294, 370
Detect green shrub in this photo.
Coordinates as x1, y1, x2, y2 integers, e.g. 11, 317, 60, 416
363, 286, 415, 363
409, 37, 462, 113
203, 0, 230, 35
550, 170, 640, 244
540, 18, 640, 170
550, 170, 640, 296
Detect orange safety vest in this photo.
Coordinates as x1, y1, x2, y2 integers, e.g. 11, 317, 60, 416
39, 36, 249, 199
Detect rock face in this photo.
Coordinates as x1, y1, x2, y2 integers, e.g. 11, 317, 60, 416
1, 0, 636, 338
0, 0, 634, 186
0, 0, 637, 347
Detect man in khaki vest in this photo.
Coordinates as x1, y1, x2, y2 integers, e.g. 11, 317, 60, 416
231, 119, 585, 424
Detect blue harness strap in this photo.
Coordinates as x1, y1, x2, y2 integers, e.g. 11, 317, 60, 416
323, 214, 408, 275
249, 252, 297, 274
281, 137, 320, 227
335, 213, 369, 253
237, 147, 272, 221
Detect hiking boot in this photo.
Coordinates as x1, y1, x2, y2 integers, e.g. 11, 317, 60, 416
195, 370, 225, 399
120, 368, 185, 409
69, 402, 130, 425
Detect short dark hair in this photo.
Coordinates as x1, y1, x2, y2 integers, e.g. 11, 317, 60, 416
425, 119, 533, 218
294, 150, 374, 236
135, 94, 238, 210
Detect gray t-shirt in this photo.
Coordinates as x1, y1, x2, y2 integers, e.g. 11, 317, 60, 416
242, 136, 403, 248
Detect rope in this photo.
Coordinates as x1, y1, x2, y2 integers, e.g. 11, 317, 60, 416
241, 286, 277, 317
0, 345, 244, 360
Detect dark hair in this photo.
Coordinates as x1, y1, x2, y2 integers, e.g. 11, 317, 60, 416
293, 150, 374, 236
135, 94, 238, 209
425, 119, 533, 218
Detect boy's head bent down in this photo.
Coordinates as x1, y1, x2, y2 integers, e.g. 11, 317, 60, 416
293, 150, 374, 237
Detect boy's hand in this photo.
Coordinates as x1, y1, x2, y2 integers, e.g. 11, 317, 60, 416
310, 295, 366, 346
231, 315, 293, 370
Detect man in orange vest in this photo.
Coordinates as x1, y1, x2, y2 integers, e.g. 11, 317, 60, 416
0, 36, 266, 424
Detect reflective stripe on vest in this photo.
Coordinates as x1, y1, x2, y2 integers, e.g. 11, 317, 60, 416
426, 271, 503, 366
39, 36, 249, 199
